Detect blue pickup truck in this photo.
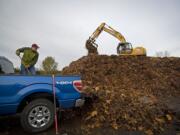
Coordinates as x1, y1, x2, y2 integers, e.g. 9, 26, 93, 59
0, 57, 85, 133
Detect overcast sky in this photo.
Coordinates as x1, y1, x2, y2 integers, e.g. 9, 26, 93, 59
0, 0, 180, 69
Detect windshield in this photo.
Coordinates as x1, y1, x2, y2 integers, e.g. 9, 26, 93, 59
117, 42, 132, 54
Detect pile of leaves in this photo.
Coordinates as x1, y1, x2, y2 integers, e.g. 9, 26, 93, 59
62, 55, 180, 135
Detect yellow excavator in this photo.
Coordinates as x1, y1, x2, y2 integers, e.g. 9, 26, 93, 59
86, 23, 146, 56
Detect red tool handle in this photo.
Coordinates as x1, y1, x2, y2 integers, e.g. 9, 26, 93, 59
52, 74, 59, 135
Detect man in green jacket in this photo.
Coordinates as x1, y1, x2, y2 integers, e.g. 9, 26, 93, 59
16, 44, 39, 75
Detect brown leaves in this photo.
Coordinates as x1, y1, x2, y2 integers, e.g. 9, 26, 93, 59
106, 99, 111, 104
166, 114, 172, 121
90, 110, 98, 117
62, 55, 180, 134
155, 117, 165, 124
111, 122, 118, 130
85, 110, 98, 121
145, 129, 153, 135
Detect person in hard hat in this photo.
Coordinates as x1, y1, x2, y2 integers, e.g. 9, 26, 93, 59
16, 44, 39, 75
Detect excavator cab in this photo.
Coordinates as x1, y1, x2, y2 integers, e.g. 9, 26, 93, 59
117, 42, 133, 55
117, 42, 146, 56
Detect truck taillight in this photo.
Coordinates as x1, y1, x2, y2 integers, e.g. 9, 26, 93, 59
73, 80, 83, 92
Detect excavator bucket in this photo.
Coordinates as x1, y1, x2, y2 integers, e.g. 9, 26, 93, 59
85, 39, 98, 55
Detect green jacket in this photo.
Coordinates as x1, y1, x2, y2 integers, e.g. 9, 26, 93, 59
16, 47, 39, 66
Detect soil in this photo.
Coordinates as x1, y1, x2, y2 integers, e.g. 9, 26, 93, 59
61, 55, 180, 135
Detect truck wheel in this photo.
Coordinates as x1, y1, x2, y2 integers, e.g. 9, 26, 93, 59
20, 98, 54, 133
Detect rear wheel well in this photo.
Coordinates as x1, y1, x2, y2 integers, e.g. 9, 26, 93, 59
17, 92, 59, 113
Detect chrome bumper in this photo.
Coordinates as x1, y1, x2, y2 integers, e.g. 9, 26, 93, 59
75, 99, 85, 107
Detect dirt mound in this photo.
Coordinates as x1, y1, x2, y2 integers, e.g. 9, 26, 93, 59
62, 55, 180, 135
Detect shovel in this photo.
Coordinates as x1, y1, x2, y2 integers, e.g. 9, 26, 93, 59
18, 56, 30, 74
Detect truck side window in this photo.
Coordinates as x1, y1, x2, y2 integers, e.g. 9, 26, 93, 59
0, 65, 4, 74
0, 56, 14, 74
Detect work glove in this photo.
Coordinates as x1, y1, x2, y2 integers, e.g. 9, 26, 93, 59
16, 50, 20, 56
24, 64, 30, 68
25, 65, 30, 68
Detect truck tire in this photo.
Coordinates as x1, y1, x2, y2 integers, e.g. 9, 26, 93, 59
20, 98, 54, 133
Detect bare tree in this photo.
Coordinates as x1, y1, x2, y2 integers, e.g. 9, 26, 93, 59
164, 51, 170, 57
155, 51, 170, 57
42, 56, 58, 74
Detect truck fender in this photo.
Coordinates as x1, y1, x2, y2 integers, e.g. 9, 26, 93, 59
16, 83, 60, 104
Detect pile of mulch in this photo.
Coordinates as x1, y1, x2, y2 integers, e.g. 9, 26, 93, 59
61, 55, 180, 135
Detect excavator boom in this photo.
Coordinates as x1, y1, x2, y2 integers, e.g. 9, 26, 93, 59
103, 26, 126, 43
89, 23, 126, 43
